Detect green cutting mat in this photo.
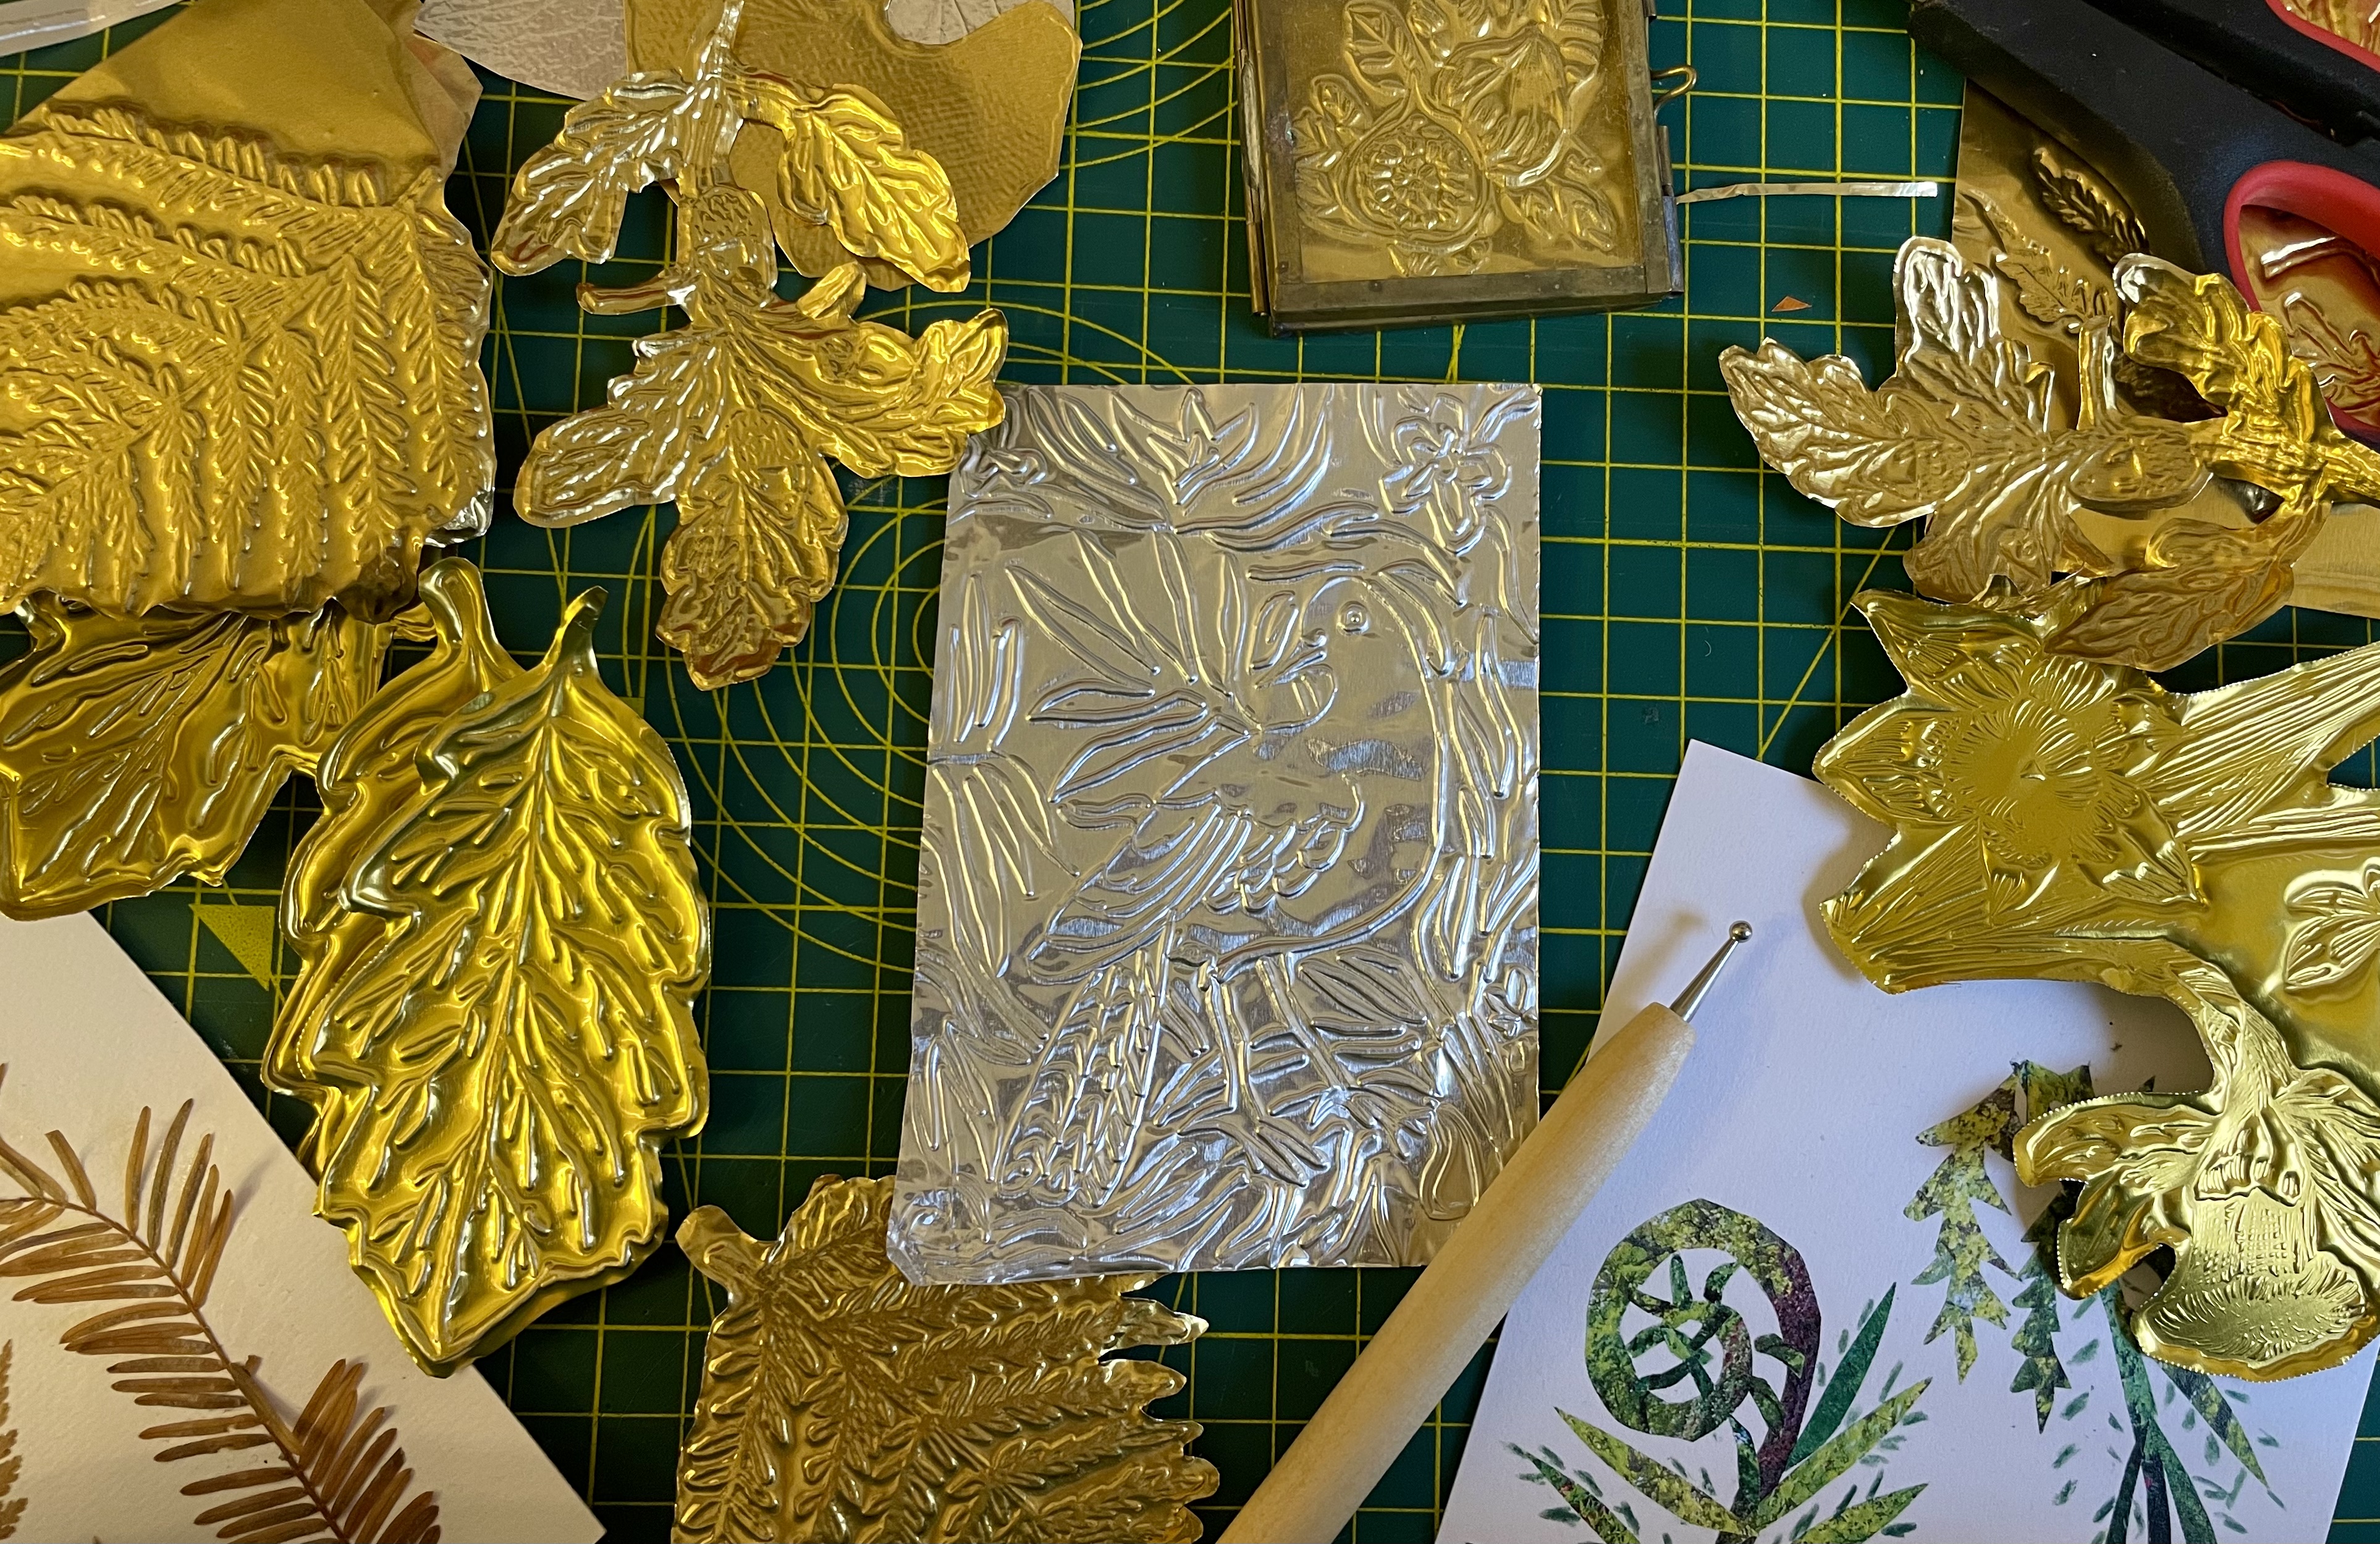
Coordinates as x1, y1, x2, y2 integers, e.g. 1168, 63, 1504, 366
11, 1, 2380, 1539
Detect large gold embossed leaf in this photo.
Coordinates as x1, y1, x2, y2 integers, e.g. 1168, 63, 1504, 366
0, 104, 492, 617
518, 240, 1005, 689
272, 559, 519, 1170
0, 601, 392, 920
277, 572, 710, 1375
673, 1177, 1216, 1544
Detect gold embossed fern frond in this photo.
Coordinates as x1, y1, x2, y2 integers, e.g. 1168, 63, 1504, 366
675, 1178, 1217, 1543
0, 1340, 20, 1540
0, 1070, 440, 1543
492, 0, 1006, 689
0, 101, 492, 620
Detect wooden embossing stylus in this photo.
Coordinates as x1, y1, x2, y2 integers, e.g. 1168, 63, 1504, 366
1218, 922, 1754, 1544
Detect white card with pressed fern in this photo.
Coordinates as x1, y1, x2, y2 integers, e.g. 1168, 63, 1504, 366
1438, 745, 2375, 1544
0, 913, 600, 1544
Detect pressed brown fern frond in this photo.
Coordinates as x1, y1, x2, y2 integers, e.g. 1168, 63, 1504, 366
0, 1067, 440, 1542
0, 1339, 23, 1540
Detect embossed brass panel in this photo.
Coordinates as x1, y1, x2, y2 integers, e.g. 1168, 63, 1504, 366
1815, 588, 2380, 1378
891, 384, 1542, 1282
1236, 0, 1679, 331
0, 0, 494, 621
1722, 234, 2380, 670
674, 1177, 1216, 1543
270, 559, 711, 1376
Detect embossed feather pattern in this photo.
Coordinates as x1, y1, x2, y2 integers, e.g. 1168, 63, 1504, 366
673, 1178, 1215, 1543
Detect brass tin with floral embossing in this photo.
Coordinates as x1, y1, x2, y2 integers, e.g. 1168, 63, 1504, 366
1815, 588, 2380, 1380
1236, 0, 1679, 332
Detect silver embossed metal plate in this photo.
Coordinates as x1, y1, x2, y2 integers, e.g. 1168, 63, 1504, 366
889, 382, 1543, 1283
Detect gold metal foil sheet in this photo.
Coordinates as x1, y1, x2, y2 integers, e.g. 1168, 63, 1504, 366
0, 0, 494, 621
1815, 588, 2380, 1378
497, 0, 1008, 688
0, 601, 396, 922
890, 383, 1542, 1283
1721, 234, 2380, 671
2276, 0, 2380, 58
1236, 0, 1678, 331
673, 1177, 1216, 1544
627, 0, 1077, 289
269, 559, 711, 1376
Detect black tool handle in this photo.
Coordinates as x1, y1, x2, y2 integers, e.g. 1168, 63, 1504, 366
2088, 0, 2380, 148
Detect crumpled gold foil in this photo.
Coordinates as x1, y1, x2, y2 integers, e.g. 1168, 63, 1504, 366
627, 0, 1076, 288
673, 1176, 1217, 1543
1721, 235, 2380, 670
0, 0, 494, 620
1817, 587, 2380, 1378
271, 558, 710, 1376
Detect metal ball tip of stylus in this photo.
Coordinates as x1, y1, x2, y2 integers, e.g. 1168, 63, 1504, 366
1669, 921, 1753, 1021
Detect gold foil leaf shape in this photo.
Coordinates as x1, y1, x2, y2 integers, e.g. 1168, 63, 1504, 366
513, 188, 1006, 689
1721, 235, 2380, 670
1813, 588, 2380, 1377
628, 0, 1078, 289
0, 1081, 442, 1538
494, 0, 969, 290
0, 0, 495, 620
0, 602, 395, 922
269, 559, 711, 1375
673, 1177, 1217, 1543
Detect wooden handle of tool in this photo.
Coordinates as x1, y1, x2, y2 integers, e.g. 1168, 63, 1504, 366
1217, 1001, 1697, 1544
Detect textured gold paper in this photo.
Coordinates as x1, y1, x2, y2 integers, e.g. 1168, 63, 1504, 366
497, 2, 1007, 688
0, 0, 494, 620
269, 559, 710, 1376
0, 602, 395, 922
673, 1176, 1217, 1543
0, 1081, 441, 1538
628, 0, 1077, 288
1721, 235, 2380, 671
1816, 589, 2380, 1378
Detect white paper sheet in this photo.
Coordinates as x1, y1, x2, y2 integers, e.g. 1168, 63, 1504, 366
1438, 743, 2374, 1544
0, 913, 601, 1544
0, 0, 175, 55
414, 0, 625, 100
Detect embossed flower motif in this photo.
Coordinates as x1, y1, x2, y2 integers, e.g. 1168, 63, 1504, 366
1380, 395, 1516, 551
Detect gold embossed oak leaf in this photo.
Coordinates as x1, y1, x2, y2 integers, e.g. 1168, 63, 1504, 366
1812, 587, 2380, 1377
1720, 237, 2380, 670
0, 602, 397, 920
268, 557, 711, 1376
628, 0, 1078, 290
0, 0, 494, 620
510, 185, 1005, 689
673, 1176, 1217, 1544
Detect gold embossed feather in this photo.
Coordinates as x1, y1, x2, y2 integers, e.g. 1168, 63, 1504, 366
270, 559, 710, 1375
0, 31, 494, 618
674, 1177, 1217, 1543
0, 602, 395, 920
498, 0, 1005, 689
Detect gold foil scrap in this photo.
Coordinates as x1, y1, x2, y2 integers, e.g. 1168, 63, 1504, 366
673, 1176, 1217, 1543
1816, 587, 2380, 1378
270, 558, 711, 1375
